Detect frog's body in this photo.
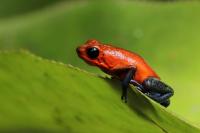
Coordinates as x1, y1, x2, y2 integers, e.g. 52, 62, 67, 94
76, 39, 174, 107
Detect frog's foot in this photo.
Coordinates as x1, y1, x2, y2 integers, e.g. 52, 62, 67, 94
142, 77, 174, 107
145, 92, 170, 107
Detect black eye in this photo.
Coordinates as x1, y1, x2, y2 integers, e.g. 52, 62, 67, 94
87, 47, 99, 59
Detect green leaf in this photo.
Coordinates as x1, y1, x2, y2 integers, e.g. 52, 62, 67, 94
1, 0, 200, 126
0, 50, 199, 132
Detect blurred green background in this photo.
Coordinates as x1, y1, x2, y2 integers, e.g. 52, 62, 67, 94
0, 0, 200, 126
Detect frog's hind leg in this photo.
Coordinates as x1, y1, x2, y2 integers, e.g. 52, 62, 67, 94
145, 92, 170, 107
161, 99, 170, 107
130, 80, 145, 92
142, 77, 174, 107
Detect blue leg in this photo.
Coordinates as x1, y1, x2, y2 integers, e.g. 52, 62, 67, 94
142, 77, 174, 107
121, 68, 136, 102
130, 80, 144, 92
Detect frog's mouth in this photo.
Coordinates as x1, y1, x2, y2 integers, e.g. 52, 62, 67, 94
76, 47, 92, 64
84, 60, 96, 66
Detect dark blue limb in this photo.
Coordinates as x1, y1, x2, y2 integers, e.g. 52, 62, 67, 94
121, 68, 136, 103
146, 92, 170, 107
130, 80, 144, 92
142, 77, 174, 107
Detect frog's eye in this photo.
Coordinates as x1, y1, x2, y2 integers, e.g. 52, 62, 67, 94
87, 47, 99, 59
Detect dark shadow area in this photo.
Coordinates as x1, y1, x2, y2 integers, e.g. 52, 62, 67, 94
102, 77, 168, 132
103, 77, 158, 117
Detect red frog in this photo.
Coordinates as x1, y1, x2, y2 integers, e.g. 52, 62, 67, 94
76, 39, 174, 107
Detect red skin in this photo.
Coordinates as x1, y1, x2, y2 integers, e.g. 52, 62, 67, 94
77, 39, 160, 84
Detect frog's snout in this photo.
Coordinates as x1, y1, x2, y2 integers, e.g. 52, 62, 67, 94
76, 46, 81, 55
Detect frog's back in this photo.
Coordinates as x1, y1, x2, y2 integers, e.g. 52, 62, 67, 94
104, 45, 160, 83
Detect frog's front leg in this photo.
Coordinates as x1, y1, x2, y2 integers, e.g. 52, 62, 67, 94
142, 77, 174, 107
121, 68, 136, 102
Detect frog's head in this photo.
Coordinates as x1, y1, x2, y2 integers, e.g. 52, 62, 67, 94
76, 39, 105, 67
